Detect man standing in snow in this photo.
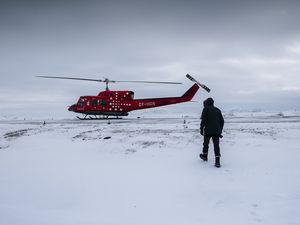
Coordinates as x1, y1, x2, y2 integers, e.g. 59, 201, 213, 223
200, 98, 224, 167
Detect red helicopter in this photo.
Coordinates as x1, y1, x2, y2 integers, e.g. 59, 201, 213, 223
37, 74, 210, 119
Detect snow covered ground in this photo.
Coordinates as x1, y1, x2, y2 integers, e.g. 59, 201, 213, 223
0, 112, 300, 225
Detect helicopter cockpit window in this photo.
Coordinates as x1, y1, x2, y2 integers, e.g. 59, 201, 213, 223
78, 98, 84, 107
92, 99, 98, 107
101, 100, 107, 106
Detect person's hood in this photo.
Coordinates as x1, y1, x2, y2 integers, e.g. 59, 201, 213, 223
206, 98, 214, 106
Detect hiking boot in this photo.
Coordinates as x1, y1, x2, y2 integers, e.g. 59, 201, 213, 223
200, 153, 208, 161
215, 156, 221, 168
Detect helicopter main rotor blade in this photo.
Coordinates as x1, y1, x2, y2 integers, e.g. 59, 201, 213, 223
36, 76, 103, 82
115, 81, 182, 84
36, 76, 182, 84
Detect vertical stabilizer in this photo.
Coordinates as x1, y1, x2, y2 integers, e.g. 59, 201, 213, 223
181, 83, 200, 100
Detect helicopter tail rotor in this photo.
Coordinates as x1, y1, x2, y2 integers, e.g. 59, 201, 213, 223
186, 74, 210, 93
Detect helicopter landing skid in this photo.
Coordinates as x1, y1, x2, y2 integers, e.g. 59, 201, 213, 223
76, 115, 123, 120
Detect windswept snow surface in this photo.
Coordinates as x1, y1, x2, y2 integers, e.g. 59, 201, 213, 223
0, 112, 300, 225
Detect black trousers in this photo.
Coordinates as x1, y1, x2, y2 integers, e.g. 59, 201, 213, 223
203, 135, 221, 157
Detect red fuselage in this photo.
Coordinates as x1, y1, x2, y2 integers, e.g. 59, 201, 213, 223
68, 83, 199, 116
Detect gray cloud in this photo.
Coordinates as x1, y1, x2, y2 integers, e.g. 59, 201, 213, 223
1, 0, 300, 117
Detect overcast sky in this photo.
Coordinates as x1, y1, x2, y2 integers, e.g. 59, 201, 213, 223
1, 0, 300, 117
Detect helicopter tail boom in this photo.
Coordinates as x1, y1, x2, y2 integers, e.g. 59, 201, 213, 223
131, 83, 200, 111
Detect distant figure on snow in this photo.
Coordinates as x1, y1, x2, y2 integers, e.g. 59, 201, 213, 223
200, 98, 224, 167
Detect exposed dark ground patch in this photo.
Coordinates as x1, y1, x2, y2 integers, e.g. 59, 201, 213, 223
4, 129, 34, 140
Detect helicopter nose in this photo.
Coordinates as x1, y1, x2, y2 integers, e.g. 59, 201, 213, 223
68, 104, 76, 112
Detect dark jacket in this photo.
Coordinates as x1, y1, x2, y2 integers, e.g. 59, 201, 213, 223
200, 103, 224, 136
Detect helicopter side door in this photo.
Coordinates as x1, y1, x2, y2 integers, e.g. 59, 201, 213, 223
91, 98, 98, 110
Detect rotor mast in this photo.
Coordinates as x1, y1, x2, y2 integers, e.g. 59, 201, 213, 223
106, 81, 109, 91
103, 78, 115, 91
